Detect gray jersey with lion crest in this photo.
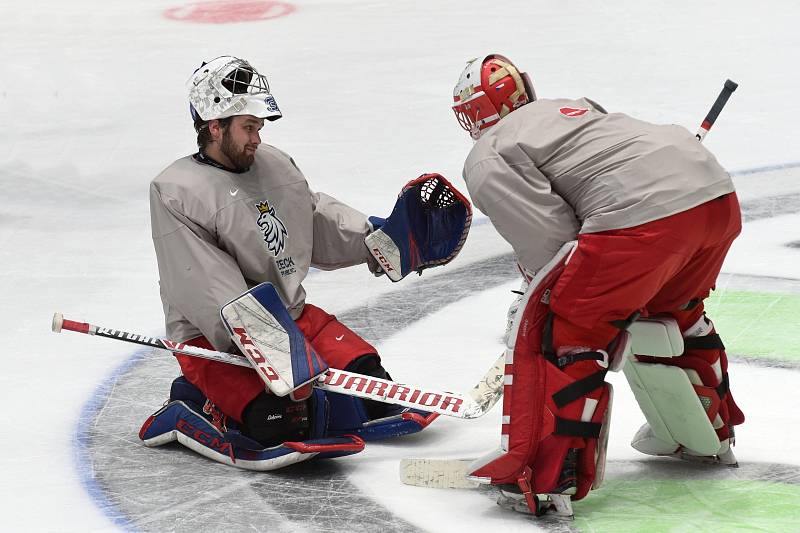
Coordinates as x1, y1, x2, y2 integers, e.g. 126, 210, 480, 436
463, 97, 735, 274
150, 145, 372, 352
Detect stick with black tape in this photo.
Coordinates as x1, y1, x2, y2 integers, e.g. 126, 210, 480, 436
695, 79, 738, 142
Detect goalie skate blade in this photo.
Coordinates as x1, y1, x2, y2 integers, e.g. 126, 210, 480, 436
677, 450, 739, 468
496, 491, 574, 520
547, 494, 575, 519
399, 458, 479, 489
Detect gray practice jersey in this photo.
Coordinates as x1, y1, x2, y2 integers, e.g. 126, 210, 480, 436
463, 97, 735, 274
150, 145, 372, 351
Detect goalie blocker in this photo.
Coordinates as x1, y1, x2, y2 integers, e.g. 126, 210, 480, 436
366, 173, 472, 281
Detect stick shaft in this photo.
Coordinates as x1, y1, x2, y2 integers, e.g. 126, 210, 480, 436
316, 368, 475, 417
53, 312, 492, 419
54, 313, 251, 367
695, 79, 738, 141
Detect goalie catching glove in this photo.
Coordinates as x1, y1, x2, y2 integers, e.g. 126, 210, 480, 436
366, 173, 472, 281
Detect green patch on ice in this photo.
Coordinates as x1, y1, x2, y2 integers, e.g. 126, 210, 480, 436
573, 478, 800, 532
703, 290, 800, 361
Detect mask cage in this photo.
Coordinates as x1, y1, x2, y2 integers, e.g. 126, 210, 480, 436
452, 91, 497, 139
220, 61, 271, 96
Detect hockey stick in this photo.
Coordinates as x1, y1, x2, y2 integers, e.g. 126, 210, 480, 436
52, 312, 504, 419
400, 79, 741, 489
695, 79, 738, 142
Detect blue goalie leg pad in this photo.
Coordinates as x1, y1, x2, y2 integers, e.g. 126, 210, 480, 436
324, 391, 438, 441
139, 400, 364, 471
139, 379, 364, 471
170, 375, 207, 405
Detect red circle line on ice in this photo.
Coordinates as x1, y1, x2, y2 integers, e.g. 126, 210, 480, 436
164, 0, 295, 23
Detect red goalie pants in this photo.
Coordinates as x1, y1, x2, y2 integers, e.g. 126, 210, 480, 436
549, 192, 745, 437
550, 193, 741, 353
175, 303, 378, 422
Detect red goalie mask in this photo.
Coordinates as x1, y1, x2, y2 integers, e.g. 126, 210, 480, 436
452, 54, 536, 140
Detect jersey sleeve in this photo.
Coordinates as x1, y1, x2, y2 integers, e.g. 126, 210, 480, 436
309, 190, 372, 270
464, 156, 580, 273
150, 181, 248, 352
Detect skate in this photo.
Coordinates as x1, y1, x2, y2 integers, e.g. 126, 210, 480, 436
496, 449, 577, 519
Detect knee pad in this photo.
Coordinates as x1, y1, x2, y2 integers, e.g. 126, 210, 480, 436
624, 359, 722, 456
625, 314, 743, 459
241, 391, 313, 447
467, 242, 612, 507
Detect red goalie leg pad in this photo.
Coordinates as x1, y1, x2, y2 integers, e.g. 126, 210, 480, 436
527, 364, 609, 498
469, 255, 568, 485
469, 247, 611, 499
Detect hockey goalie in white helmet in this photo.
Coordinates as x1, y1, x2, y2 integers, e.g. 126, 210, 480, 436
452, 54, 536, 140
187, 55, 282, 124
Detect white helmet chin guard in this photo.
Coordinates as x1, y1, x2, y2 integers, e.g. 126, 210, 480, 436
188, 56, 282, 122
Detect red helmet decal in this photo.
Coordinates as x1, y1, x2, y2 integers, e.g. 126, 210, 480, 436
559, 107, 588, 117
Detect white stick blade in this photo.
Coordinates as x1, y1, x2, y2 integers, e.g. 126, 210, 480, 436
466, 354, 505, 410
399, 458, 478, 489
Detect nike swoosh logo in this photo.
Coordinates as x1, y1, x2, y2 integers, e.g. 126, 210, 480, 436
229, 187, 239, 196
335, 335, 344, 341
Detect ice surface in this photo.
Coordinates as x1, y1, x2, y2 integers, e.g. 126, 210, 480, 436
1, 0, 799, 531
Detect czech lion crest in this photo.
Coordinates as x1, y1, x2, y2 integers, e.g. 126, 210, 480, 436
255, 200, 288, 256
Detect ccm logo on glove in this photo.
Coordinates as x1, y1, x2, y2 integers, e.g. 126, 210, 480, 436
371, 248, 396, 273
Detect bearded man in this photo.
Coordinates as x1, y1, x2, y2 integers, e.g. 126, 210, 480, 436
143, 56, 435, 469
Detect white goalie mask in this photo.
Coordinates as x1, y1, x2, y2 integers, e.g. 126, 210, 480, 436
187, 56, 282, 122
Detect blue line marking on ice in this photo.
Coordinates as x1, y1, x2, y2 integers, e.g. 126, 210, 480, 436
74, 348, 151, 532
74, 159, 799, 528
729, 161, 800, 176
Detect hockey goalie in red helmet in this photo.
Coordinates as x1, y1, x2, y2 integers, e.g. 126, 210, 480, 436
452, 54, 536, 140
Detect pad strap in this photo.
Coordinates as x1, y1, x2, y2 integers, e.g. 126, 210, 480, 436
541, 315, 605, 368
609, 310, 642, 331
683, 333, 725, 350
716, 373, 730, 397
683, 332, 729, 400
555, 351, 606, 368
552, 371, 607, 408
554, 418, 602, 438
679, 297, 702, 311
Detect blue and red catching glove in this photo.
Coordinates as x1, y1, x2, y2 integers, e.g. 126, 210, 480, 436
365, 173, 472, 282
